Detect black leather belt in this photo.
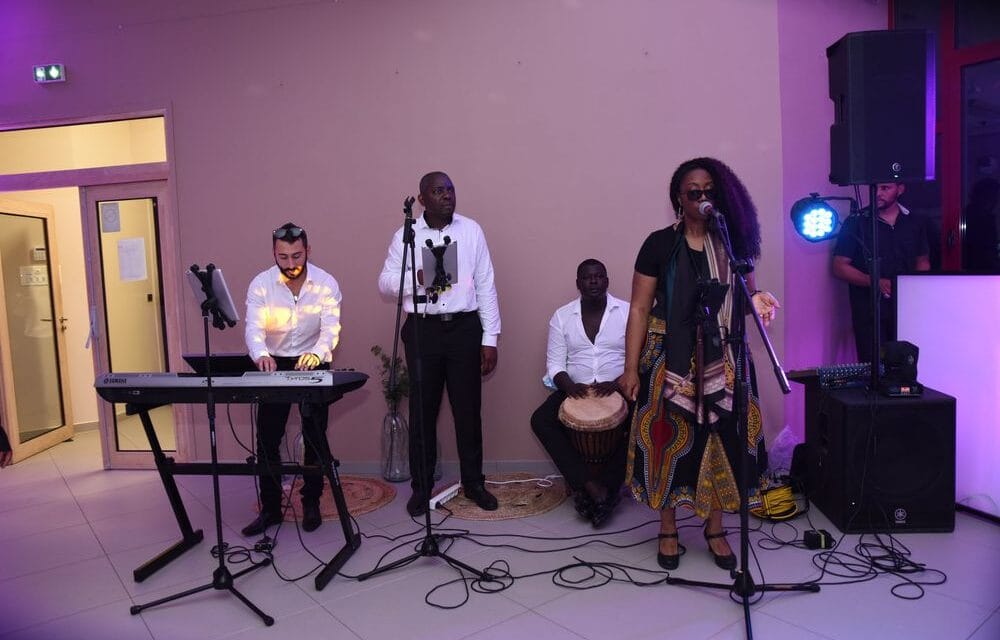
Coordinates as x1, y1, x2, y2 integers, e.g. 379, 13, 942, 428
422, 311, 477, 322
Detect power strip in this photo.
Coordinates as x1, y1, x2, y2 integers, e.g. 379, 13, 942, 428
429, 482, 461, 510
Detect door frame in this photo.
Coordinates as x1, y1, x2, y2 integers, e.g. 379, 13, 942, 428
0, 196, 75, 462
81, 181, 192, 469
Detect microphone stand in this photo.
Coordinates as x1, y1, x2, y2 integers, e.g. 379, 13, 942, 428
129, 264, 274, 626
663, 213, 817, 640
357, 199, 490, 582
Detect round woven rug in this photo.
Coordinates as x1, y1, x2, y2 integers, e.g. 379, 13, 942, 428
278, 475, 396, 521
437, 472, 566, 521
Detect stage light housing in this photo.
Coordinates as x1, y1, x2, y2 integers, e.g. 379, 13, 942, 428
790, 193, 841, 242
33, 63, 66, 84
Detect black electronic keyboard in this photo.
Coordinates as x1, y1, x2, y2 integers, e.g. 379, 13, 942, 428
95, 370, 368, 406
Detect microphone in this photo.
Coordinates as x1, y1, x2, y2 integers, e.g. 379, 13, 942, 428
698, 201, 722, 219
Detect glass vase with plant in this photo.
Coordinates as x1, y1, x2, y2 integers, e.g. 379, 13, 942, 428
371, 345, 410, 481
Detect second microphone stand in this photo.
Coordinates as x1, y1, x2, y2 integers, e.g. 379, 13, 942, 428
663, 215, 818, 640
358, 198, 491, 582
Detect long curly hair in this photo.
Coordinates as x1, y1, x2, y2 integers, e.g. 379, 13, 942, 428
668, 157, 762, 260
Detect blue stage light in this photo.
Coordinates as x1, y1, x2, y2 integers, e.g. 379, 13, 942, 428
790, 194, 841, 242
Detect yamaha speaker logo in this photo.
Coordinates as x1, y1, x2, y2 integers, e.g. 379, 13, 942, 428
894, 507, 908, 524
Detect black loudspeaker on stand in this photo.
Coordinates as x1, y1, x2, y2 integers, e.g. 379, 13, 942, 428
805, 387, 956, 534
827, 29, 934, 186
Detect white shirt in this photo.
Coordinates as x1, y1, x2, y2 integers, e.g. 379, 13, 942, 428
378, 212, 501, 347
545, 294, 628, 385
244, 263, 342, 363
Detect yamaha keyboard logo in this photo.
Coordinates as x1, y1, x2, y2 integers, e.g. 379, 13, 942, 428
102, 376, 127, 385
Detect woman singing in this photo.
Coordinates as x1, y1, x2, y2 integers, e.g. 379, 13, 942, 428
618, 157, 779, 571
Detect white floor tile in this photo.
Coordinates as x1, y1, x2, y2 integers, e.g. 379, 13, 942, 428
0, 475, 74, 513
708, 612, 834, 640
75, 477, 181, 523
89, 499, 218, 554
0, 523, 105, 581
0, 494, 87, 541
133, 563, 319, 640
322, 550, 528, 640
535, 576, 743, 640
0, 599, 154, 640
0, 557, 129, 636
968, 607, 1000, 640
462, 610, 586, 640
63, 469, 162, 499
759, 570, 992, 640
217, 605, 360, 640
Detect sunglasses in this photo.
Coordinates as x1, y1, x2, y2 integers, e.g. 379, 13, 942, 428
272, 226, 305, 240
684, 188, 717, 202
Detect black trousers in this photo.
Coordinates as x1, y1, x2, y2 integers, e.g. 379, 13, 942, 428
255, 358, 332, 515
403, 312, 484, 495
530, 390, 629, 493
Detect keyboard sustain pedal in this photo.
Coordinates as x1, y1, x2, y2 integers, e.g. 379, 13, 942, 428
429, 483, 461, 510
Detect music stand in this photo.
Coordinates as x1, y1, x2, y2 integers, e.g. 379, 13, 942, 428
183, 352, 257, 376
129, 264, 274, 626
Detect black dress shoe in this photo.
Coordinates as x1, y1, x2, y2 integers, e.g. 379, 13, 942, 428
656, 532, 681, 570
464, 483, 499, 511
241, 511, 282, 537
406, 492, 429, 517
589, 490, 621, 528
704, 527, 737, 570
302, 502, 322, 532
572, 490, 596, 520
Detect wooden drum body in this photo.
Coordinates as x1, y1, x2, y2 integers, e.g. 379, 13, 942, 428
558, 390, 628, 465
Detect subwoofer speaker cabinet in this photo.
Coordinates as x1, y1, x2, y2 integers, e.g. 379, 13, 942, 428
827, 29, 935, 185
805, 387, 955, 533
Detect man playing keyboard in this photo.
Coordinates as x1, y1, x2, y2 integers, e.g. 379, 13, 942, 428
242, 222, 343, 536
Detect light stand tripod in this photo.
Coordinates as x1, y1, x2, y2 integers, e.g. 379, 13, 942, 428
663, 215, 818, 640
357, 198, 491, 582
129, 264, 274, 626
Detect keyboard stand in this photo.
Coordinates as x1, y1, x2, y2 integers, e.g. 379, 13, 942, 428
132, 407, 204, 582
127, 403, 360, 589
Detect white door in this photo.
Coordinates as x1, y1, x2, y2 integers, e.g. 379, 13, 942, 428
82, 181, 190, 468
0, 197, 75, 462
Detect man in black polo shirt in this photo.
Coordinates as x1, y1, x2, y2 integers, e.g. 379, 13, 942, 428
832, 182, 930, 362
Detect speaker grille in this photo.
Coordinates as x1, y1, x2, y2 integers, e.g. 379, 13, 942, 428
807, 387, 955, 533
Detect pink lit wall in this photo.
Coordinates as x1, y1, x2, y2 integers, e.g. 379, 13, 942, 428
778, 0, 885, 442
2, 0, 885, 469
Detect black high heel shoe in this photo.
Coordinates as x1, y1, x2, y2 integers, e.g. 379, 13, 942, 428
657, 532, 681, 570
703, 527, 737, 570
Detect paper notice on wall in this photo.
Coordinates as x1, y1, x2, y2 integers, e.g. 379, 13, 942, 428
100, 202, 121, 232
118, 237, 148, 282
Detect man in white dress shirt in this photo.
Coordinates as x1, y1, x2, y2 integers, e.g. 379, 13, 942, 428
378, 171, 501, 517
241, 223, 343, 536
531, 259, 629, 527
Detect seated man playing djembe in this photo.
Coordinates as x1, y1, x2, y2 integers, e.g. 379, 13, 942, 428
531, 259, 630, 527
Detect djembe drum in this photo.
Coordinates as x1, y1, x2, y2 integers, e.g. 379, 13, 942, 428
558, 389, 628, 467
